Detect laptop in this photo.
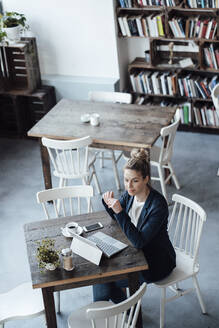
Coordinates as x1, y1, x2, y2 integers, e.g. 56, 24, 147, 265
70, 231, 128, 265
87, 231, 128, 258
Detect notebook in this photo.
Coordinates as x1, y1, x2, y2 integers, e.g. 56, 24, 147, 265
70, 231, 128, 265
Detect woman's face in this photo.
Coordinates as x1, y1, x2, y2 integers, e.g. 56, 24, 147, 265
124, 169, 149, 197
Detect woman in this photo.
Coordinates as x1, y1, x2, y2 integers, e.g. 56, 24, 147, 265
93, 148, 176, 303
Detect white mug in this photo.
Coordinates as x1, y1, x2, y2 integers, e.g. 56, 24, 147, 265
90, 113, 100, 126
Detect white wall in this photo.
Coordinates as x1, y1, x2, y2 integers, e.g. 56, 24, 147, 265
4, 0, 120, 79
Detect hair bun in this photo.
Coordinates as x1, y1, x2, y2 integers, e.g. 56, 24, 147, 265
130, 148, 149, 162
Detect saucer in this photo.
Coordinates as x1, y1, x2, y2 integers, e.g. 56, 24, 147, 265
61, 226, 83, 238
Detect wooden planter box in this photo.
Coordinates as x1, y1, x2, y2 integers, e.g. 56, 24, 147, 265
0, 37, 41, 93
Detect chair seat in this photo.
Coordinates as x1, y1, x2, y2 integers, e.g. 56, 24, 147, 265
68, 301, 123, 328
0, 282, 44, 323
55, 150, 96, 178
155, 250, 199, 288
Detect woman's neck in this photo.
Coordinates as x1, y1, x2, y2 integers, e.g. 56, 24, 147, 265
135, 186, 150, 203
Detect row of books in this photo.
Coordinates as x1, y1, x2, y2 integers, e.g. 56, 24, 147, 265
203, 44, 219, 69
130, 70, 219, 99
118, 0, 219, 8
187, 0, 219, 8
185, 17, 217, 39
178, 103, 219, 126
168, 17, 217, 39
133, 97, 219, 127
177, 75, 213, 98
130, 71, 177, 95
118, 14, 165, 37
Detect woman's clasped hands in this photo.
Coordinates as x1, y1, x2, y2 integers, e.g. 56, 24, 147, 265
103, 191, 122, 214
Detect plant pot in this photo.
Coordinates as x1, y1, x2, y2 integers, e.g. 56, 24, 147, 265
4, 25, 21, 44
45, 263, 57, 271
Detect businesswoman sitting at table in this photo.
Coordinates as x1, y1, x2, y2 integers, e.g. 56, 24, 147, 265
93, 148, 176, 303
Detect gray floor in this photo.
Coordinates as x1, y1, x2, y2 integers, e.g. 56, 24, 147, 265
0, 131, 219, 327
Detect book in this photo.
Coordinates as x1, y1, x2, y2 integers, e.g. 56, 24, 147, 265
122, 16, 131, 37
118, 17, 127, 36
136, 15, 144, 37
156, 15, 165, 37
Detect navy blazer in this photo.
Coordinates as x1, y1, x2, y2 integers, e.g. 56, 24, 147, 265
102, 188, 176, 282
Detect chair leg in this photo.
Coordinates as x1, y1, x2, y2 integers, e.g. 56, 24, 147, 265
100, 151, 104, 168
56, 291, 61, 314
110, 150, 121, 191
158, 165, 167, 200
90, 164, 101, 194
168, 162, 180, 190
160, 287, 166, 328
193, 276, 206, 314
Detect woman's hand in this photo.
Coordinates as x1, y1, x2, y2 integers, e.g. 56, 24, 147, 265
107, 198, 122, 214
103, 191, 122, 214
103, 191, 114, 206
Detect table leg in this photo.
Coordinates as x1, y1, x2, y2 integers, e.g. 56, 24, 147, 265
39, 139, 52, 189
42, 287, 57, 328
128, 272, 143, 328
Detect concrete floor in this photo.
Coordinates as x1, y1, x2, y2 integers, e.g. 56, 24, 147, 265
0, 131, 219, 327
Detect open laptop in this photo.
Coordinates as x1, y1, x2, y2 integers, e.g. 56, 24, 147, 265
70, 231, 128, 265
87, 231, 128, 258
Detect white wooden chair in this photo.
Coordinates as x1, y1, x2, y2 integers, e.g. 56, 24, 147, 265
154, 194, 207, 328
41, 135, 101, 194
68, 282, 147, 328
88, 91, 132, 191
211, 84, 219, 176
0, 282, 45, 327
123, 113, 180, 201
149, 117, 180, 200
36, 185, 94, 313
36, 185, 94, 219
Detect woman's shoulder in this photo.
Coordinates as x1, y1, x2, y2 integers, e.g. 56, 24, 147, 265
148, 188, 168, 209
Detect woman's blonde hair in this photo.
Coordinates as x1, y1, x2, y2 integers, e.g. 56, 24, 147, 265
124, 148, 150, 179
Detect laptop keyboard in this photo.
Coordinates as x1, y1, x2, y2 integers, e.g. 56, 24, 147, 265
88, 235, 119, 257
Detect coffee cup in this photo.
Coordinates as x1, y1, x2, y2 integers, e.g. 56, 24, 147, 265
90, 113, 100, 126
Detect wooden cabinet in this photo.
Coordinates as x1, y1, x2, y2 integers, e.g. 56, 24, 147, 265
116, 1, 219, 133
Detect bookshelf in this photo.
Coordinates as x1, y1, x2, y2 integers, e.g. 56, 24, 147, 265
116, 1, 219, 133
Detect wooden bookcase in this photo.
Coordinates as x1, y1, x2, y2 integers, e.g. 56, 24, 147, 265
116, 1, 219, 133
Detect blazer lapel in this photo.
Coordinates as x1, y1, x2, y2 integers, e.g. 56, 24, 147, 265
137, 189, 153, 230
126, 195, 134, 213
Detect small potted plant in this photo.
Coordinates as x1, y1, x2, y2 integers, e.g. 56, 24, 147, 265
36, 238, 60, 271
0, 11, 29, 44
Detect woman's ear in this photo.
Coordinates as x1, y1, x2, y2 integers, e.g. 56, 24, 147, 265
144, 175, 149, 185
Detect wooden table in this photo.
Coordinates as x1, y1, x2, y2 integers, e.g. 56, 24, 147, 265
27, 99, 176, 189
24, 211, 148, 328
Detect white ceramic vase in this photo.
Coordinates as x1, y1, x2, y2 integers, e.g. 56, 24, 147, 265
4, 25, 21, 44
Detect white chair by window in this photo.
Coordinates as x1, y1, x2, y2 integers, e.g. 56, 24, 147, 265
0, 282, 45, 327
154, 193, 207, 328
211, 83, 219, 176
88, 91, 132, 191
68, 282, 147, 328
123, 116, 180, 201
36, 185, 94, 313
41, 135, 101, 194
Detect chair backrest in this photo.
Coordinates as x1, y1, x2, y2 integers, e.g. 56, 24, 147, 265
41, 136, 92, 179
86, 282, 146, 328
88, 91, 132, 104
211, 83, 219, 117
168, 194, 206, 270
36, 185, 94, 219
159, 118, 180, 164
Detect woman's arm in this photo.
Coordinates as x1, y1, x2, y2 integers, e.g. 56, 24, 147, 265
114, 199, 168, 249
